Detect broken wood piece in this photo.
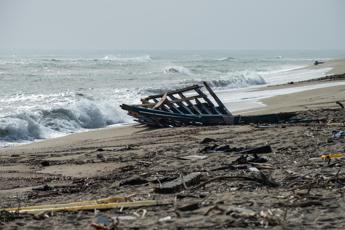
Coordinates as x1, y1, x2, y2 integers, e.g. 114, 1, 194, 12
203, 81, 232, 116
236, 145, 273, 155
154, 172, 202, 194
200, 137, 216, 144
119, 176, 148, 186
177, 202, 200, 211
336, 101, 344, 109
177, 155, 207, 160
3, 199, 173, 214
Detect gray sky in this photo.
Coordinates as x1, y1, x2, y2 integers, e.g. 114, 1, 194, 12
0, 0, 344, 50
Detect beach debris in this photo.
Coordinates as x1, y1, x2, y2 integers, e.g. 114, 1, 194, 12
119, 175, 148, 186
114, 215, 137, 221
177, 202, 200, 212
154, 172, 202, 193
2, 196, 172, 214
120, 82, 299, 127
32, 184, 52, 192
232, 154, 268, 164
332, 130, 345, 139
336, 101, 344, 109
320, 153, 344, 159
90, 213, 113, 230
158, 216, 172, 223
314, 60, 324, 65
96, 153, 106, 162
177, 155, 207, 160
200, 137, 216, 144
192, 171, 279, 190
200, 144, 272, 155
226, 206, 257, 218
237, 145, 273, 155
40, 160, 50, 167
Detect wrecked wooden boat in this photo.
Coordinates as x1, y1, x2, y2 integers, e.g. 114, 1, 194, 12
120, 82, 298, 127
121, 82, 235, 127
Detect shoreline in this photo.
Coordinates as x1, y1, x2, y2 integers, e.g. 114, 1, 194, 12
2, 59, 345, 149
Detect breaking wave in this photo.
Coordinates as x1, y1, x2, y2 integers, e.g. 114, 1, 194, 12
216, 57, 236, 61
163, 66, 192, 75
181, 71, 266, 89
0, 99, 129, 143
102, 55, 152, 62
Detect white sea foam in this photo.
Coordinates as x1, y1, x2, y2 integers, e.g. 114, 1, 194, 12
163, 66, 193, 75
102, 55, 152, 62
0, 98, 130, 145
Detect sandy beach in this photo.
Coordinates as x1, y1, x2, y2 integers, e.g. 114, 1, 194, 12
1, 60, 345, 229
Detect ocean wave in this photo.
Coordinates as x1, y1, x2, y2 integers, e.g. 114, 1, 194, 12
216, 57, 236, 61
163, 66, 192, 75
102, 55, 152, 62
180, 71, 266, 89
0, 99, 129, 143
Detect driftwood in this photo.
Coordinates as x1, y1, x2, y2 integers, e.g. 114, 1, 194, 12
154, 172, 202, 193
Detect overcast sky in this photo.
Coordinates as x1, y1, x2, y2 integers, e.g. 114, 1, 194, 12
0, 0, 344, 50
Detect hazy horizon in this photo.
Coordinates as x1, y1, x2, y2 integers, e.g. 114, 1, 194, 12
1, 0, 344, 51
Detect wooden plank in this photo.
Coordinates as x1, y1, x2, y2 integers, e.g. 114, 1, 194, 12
168, 94, 194, 114
203, 81, 232, 115
195, 98, 212, 114
194, 88, 215, 107
164, 99, 184, 114
142, 85, 202, 101
194, 87, 220, 115
153, 92, 168, 109
169, 95, 203, 105
178, 92, 203, 114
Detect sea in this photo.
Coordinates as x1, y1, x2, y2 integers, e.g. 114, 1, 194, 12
1, 50, 345, 147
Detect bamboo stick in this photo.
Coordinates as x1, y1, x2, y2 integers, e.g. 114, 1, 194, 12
4, 199, 172, 214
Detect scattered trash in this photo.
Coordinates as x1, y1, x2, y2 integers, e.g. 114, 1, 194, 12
237, 145, 273, 155
320, 153, 344, 159
119, 176, 148, 186
40, 160, 50, 167
155, 172, 202, 194
313, 60, 324, 66
332, 130, 345, 139
200, 137, 216, 144
158, 216, 172, 223
114, 215, 137, 221
178, 155, 207, 160
248, 167, 260, 173
32, 184, 52, 192
177, 202, 200, 212
336, 101, 344, 109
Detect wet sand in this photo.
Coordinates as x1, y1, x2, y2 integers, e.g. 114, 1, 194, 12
1, 61, 345, 229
